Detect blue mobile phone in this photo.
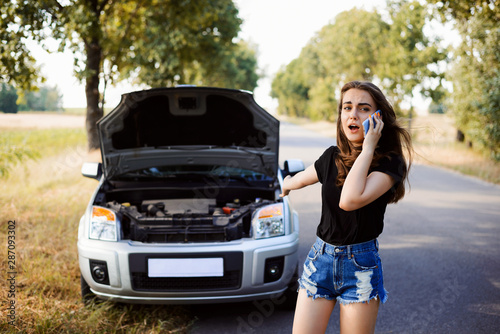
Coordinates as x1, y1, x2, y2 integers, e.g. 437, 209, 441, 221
363, 110, 381, 136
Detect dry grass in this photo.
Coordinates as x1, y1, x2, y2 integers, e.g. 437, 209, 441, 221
410, 114, 500, 184
0, 129, 195, 333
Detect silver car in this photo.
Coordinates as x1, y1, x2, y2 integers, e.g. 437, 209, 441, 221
78, 87, 304, 306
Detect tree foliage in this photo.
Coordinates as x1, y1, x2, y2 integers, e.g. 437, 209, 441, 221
382, 1, 448, 110
2, 0, 256, 150
271, 58, 311, 118
186, 40, 260, 90
272, 8, 387, 121
0, 83, 19, 113
0, 2, 45, 91
271, 4, 447, 121
429, 0, 500, 160
0, 83, 64, 112
18, 85, 64, 111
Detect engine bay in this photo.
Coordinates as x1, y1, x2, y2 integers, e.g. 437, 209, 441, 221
106, 197, 271, 243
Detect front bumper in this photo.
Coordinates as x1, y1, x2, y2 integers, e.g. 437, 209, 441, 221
78, 233, 299, 304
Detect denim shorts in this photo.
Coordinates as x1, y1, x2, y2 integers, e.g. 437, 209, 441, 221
298, 237, 388, 305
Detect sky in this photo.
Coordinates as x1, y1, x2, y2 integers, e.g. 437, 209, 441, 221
31, 0, 387, 110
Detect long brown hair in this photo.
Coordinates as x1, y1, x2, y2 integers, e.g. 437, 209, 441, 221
335, 81, 413, 203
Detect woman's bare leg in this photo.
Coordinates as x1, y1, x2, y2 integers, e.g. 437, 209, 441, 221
339, 298, 379, 334
292, 289, 336, 334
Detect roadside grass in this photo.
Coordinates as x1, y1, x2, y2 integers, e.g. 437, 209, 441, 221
0, 129, 195, 333
410, 114, 500, 185
0, 128, 85, 178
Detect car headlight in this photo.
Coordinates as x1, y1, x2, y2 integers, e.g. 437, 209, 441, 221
89, 206, 118, 241
252, 203, 285, 239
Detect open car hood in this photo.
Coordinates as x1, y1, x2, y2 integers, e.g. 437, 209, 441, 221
98, 87, 279, 180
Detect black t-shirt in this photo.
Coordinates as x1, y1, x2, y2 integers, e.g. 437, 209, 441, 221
314, 146, 404, 245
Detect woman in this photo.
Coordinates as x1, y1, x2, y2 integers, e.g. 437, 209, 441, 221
281, 81, 413, 333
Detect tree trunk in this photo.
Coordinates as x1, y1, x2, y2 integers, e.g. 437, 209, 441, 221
85, 39, 103, 151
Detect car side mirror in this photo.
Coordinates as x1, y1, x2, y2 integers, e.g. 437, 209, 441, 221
283, 159, 305, 177
81, 162, 103, 180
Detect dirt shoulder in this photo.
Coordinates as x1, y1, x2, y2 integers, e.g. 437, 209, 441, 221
0, 112, 85, 129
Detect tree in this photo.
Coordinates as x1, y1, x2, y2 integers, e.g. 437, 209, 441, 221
315, 8, 389, 84
272, 8, 386, 121
428, 0, 500, 160
2, 0, 252, 151
307, 8, 388, 120
186, 40, 260, 90
382, 0, 448, 125
0, 83, 18, 114
271, 58, 310, 118
0, 3, 44, 91
18, 85, 64, 111
271, 5, 447, 121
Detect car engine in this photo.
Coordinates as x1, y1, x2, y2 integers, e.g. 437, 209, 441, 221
105, 198, 271, 243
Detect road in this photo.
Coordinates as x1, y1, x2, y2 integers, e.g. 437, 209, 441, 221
189, 121, 500, 333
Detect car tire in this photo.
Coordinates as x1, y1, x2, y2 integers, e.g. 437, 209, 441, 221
81, 273, 97, 305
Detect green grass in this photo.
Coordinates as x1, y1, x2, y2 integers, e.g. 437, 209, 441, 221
0, 129, 195, 333
0, 128, 86, 155
0, 128, 87, 178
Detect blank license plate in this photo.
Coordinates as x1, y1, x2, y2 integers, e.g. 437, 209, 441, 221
148, 258, 224, 277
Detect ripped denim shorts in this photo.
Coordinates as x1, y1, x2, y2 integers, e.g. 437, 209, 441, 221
298, 236, 388, 305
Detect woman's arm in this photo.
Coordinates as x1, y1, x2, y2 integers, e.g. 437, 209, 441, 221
339, 115, 395, 211
280, 164, 319, 197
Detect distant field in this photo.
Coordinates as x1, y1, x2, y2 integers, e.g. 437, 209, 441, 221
0, 112, 85, 129
62, 107, 86, 115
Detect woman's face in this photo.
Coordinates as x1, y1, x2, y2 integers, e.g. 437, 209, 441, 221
340, 88, 378, 145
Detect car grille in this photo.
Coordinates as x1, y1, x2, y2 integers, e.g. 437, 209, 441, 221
137, 225, 239, 243
129, 252, 243, 292
128, 218, 245, 243
131, 270, 240, 291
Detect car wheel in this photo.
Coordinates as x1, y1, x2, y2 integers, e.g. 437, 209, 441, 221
81, 273, 97, 305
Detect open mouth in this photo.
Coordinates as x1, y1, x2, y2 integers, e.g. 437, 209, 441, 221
348, 125, 360, 132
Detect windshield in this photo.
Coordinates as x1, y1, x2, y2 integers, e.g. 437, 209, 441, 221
116, 165, 274, 182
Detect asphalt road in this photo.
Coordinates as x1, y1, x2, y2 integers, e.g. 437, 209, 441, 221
189, 121, 500, 334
